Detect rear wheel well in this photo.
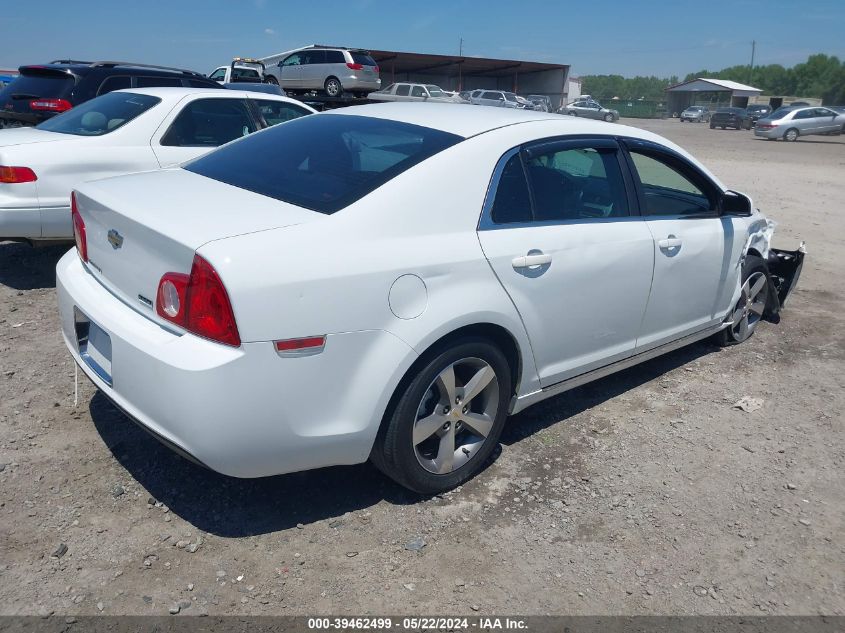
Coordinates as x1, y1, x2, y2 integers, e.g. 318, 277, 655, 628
370, 324, 523, 461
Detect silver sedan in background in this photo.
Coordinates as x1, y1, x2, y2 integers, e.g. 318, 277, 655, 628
680, 106, 711, 123
559, 98, 619, 122
754, 106, 845, 141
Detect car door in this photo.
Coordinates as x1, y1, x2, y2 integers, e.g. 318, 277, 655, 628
410, 85, 427, 102
623, 139, 739, 351
791, 108, 820, 135
477, 138, 655, 386
151, 97, 259, 167
278, 53, 303, 89
300, 49, 325, 89
814, 108, 840, 133
394, 84, 410, 101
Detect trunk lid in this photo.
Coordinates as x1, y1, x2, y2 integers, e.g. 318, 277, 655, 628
0, 127, 69, 148
75, 168, 321, 327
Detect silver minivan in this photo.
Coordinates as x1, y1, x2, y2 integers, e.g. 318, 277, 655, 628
270, 47, 380, 97
470, 90, 525, 108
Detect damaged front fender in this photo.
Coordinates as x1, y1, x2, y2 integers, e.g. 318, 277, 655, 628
766, 244, 806, 314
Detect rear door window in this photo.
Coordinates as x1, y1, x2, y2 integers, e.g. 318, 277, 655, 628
325, 50, 345, 64
161, 98, 257, 147
302, 50, 325, 65
395, 84, 410, 96
97, 76, 131, 95
253, 99, 311, 126
185, 114, 462, 214
411, 85, 426, 98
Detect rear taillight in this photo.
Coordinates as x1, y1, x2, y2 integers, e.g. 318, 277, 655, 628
29, 98, 72, 112
0, 166, 38, 183
156, 255, 240, 347
374, 65, 379, 73
346, 63, 364, 70
71, 192, 88, 263
757, 124, 776, 130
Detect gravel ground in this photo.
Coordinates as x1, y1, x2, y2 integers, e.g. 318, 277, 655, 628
0, 118, 843, 617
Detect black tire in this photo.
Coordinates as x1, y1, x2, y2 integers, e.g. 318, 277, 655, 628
783, 127, 799, 142
720, 126, 726, 129
324, 77, 342, 97
264, 76, 279, 85
371, 338, 512, 494
709, 122, 715, 129
604, 113, 614, 122
680, 118, 685, 123
713, 254, 771, 347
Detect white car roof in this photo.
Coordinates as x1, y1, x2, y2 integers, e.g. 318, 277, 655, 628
111, 87, 299, 105
329, 102, 653, 141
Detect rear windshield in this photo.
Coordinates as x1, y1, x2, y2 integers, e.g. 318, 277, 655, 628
36, 91, 160, 136
0, 70, 74, 101
185, 114, 462, 214
350, 52, 377, 66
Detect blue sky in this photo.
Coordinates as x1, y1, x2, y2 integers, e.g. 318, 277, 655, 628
2, 0, 844, 77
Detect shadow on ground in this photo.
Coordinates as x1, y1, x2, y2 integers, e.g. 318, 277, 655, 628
0, 241, 70, 290
89, 339, 720, 538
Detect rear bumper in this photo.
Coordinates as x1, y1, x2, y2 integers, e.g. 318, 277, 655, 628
342, 76, 381, 92
56, 250, 418, 478
754, 127, 781, 139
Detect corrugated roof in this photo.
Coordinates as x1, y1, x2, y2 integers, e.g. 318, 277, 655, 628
667, 77, 762, 93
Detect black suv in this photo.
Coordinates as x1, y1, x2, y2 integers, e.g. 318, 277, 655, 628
0, 60, 222, 128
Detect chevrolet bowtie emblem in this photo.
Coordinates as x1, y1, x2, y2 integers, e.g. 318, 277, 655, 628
107, 229, 124, 250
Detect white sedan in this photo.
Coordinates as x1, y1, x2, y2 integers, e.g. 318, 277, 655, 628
56, 103, 804, 494
0, 87, 314, 242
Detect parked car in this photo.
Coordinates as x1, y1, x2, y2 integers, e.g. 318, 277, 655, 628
709, 107, 750, 130
0, 88, 313, 243
370, 83, 463, 103
266, 46, 380, 97
209, 58, 266, 84
57, 103, 804, 493
559, 98, 619, 122
754, 106, 845, 141
470, 90, 528, 108
679, 106, 710, 123
0, 61, 221, 129
744, 104, 772, 127
525, 95, 552, 112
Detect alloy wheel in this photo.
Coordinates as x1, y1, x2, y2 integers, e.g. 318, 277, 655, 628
729, 271, 768, 343
412, 358, 499, 474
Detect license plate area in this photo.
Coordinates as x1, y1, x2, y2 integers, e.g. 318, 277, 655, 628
74, 307, 113, 386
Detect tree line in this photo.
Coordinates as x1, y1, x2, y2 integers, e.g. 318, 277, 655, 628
579, 54, 845, 105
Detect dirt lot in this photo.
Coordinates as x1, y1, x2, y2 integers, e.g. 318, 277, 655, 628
1, 118, 843, 618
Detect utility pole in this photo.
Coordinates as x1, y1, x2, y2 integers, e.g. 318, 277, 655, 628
749, 40, 756, 84
459, 37, 463, 57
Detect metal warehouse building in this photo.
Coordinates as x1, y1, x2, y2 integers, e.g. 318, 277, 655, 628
666, 78, 762, 115
261, 46, 571, 108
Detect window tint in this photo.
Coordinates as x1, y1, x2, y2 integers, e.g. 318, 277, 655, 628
36, 92, 160, 136
325, 50, 345, 64
481, 91, 500, 100
411, 85, 426, 98
1, 71, 74, 100
185, 114, 462, 214
815, 108, 835, 116
136, 76, 183, 88
161, 98, 257, 147
794, 109, 815, 120
490, 154, 532, 224
232, 67, 260, 80
395, 84, 410, 96
504, 93, 517, 102
350, 52, 377, 66
525, 146, 628, 221
282, 54, 302, 67
208, 68, 226, 81
301, 50, 325, 65
629, 151, 713, 216
254, 99, 311, 126
97, 76, 131, 95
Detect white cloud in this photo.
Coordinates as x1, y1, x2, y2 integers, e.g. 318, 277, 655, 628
264, 28, 275, 35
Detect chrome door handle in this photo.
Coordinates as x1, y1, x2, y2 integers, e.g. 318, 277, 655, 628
658, 237, 682, 250
512, 252, 552, 269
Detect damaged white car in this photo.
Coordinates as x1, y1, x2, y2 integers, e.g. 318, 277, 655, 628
56, 104, 804, 494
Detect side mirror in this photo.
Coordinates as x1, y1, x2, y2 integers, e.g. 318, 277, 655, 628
721, 190, 752, 216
